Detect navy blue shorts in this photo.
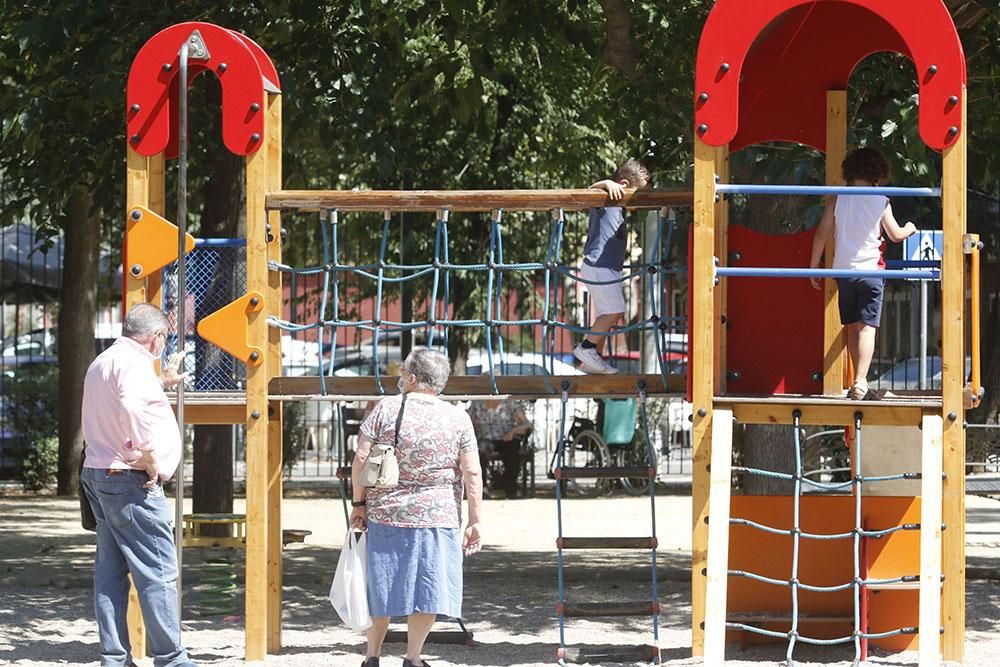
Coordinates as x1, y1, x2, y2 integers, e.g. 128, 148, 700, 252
836, 277, 884, 327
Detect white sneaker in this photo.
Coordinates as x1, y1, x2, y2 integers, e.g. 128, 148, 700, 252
573, 345, 618, 374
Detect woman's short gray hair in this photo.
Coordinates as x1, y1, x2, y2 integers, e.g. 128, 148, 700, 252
123, 304, 169, 341
403, 348, 451, 394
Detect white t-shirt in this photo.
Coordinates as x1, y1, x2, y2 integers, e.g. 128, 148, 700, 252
832, 194, 888, 271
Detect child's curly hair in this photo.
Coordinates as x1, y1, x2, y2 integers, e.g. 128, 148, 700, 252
842, 147, 890, 184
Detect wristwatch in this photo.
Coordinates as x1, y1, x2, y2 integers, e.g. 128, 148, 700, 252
351, 500, 367, 508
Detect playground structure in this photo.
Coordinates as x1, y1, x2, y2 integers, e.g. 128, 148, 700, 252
119, 2, 980, 664
691, 1, 977, 665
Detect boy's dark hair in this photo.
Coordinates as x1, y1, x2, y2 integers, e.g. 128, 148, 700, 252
842, 147, 890, 184
614, 158, 650, 187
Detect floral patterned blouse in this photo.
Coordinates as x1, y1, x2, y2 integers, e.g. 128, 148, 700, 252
360, 392, 477, 528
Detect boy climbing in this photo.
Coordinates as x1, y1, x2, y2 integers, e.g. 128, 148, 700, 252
809, 147, 918, 400
573, 159, 651, 374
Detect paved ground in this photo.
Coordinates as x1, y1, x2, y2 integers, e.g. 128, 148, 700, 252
0, 492, 998, 666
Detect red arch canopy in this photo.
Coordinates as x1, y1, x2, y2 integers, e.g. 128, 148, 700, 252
127, 22, 281, 158
694, 0, 965, 152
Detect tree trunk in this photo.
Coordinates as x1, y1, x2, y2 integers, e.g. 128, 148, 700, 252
598, 0, 639, 81
192, 79, 242, 529
57, 184, 100, 495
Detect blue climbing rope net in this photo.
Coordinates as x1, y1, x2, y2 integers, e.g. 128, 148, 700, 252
267, 207, 684, 392
727, 411, 924, 664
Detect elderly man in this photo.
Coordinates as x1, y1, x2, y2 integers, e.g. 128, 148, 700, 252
80, 303, 196, 667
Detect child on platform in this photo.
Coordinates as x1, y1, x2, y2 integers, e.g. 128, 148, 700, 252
809, 147, 918, 400
573, 159, 651, 374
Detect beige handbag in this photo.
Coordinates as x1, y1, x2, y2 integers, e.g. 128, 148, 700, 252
359, 396, 405, 489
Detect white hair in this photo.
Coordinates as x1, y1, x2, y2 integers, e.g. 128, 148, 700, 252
403, 348, 451, 394
123, 303, 168, 341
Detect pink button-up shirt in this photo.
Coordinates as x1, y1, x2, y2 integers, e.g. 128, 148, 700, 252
81, 337, 181, 479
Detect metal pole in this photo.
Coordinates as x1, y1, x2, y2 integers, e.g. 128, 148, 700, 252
641, 210, 657, 375
175, 41, 189, 617
919, 279, 928, 390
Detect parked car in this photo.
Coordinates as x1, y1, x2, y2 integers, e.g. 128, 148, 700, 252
871, 356, 972, 392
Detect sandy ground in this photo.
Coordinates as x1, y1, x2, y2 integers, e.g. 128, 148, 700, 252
1, 491, 999, 666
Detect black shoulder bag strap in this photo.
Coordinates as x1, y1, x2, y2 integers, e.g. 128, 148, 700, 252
392, 393, 407, 450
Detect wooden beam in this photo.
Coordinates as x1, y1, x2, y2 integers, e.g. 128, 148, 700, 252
244, 139, 270, 662
174, 402, 246, 425
123, 145, 148, 659
268, 373, 684, 400
691, 136, 718, 656
146, 153, 165, 309
267, 188, 693, 212
714, 146, 730, 393
704, 407, 734, 664
940, 89, 967, 664
728, 401, 927, 428
824, 91, 848, 394
265, 92, 284, 655
919, 412, 943, 666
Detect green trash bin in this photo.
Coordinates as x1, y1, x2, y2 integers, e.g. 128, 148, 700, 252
602, 398, 637, 446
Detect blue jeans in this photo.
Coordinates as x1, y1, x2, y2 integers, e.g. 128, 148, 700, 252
81, 467, 195, 667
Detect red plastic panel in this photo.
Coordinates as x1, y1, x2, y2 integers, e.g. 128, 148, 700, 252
127, 22, 277, 157
725, 225, 824, 395
695, 0, 966, 152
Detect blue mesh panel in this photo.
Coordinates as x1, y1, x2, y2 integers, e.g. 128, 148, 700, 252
162, 239, 246, 391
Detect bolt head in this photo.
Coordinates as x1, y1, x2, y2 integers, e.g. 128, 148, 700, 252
719, 62, 730, 73
697, 408, 707, 418
948, 95, 958, 106
698, 92, 709, 103
130, 209, 142, 221
928, 64, 938, 75
697, 123, 709, 135
251, 410, 260, 419
250, 133, 261, 143
218, 62, 228, 72
249, 351, 260, 361
162, 63, 172, 72
129, 264, 142, 277
130, 134, 140, 144
250, 102, 260, 112
947, 126, 959, 136
249, 296, 260, 307
130, 103, 140, 113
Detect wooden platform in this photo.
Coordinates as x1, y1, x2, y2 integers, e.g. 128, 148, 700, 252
716, 393, 943, 426
266, 188, 693, 213
268, 373, 685, 400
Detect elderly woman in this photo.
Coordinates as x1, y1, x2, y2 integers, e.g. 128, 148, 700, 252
350, 349, 483, 667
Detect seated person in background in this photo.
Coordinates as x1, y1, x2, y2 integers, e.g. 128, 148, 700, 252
573, 158, 651, 374
467, 398, 532, 499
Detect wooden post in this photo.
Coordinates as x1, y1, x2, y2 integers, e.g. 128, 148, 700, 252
124, 145, 149, 658
704, 407, 734, 664
919, 412, 943, 666
714, 145, 730, 393
244, 134, 270, 662
940, 89, 967, 664
823, 91, 847, 395
691, 137, 718, 656
265, 92, 284, 654
146, 153, 166, 309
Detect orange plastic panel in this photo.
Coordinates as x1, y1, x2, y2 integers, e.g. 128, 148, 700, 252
125, 205, 195, 279
728, 495, 921, 652
196, 292, 265, 367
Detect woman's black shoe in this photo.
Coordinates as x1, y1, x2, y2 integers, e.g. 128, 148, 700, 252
402, 660, 430, 667
361, 658, 379, 667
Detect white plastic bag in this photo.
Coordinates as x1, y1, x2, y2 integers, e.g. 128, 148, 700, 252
329, 530, 372, 632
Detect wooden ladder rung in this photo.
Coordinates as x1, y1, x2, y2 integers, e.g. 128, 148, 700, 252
557, 536, 657, 549
557, 644, 659, 663
728, 611, 854, 624
559, 600, 660, 618
555, 466, 653, 480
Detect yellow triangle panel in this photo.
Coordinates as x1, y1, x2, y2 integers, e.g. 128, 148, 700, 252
125, 205, 196, 279
197, 292, 265, 367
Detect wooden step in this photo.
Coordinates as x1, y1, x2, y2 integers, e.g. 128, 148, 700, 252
557, 644, 659, 664
555, 466, 654, 480
728, 611, 853, 625
557, 537, 658, 549
558, 600, 660, 618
